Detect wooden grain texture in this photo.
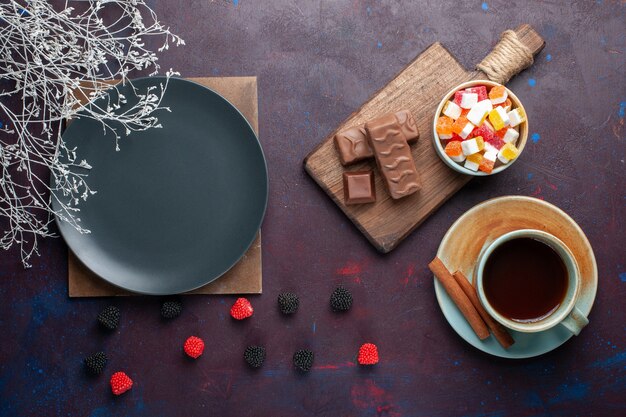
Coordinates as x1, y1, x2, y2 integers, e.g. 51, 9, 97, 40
68, 77, 263, 296
304, 24, 545, 253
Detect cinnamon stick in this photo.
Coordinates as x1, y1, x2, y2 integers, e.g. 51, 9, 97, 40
452, 271, 515, 349
429, 257, 490, 340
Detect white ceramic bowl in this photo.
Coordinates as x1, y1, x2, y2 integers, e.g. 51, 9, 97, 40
432, 80, 529, 176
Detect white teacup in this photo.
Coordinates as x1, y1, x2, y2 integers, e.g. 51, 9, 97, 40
475, 229, 589, 335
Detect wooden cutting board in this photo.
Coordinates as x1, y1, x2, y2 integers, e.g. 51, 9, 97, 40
304, 25, 545, 253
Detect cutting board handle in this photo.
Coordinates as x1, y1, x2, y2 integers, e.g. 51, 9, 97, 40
477, 24, 545, 84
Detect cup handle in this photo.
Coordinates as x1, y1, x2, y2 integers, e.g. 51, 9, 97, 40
559, 306, 589, 336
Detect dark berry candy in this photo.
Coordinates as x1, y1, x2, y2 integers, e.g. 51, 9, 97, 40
97, 306, 120, 330
277, 292, 299, 315
244, 345, 266, 368
161, 300, 182, 319
84, 352, 107, 375
293, 349, 314, 372
330, 286, 353, 312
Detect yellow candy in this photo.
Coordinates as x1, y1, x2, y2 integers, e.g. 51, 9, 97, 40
489, 108, 506, 131
500, 143, 519, 160
466, 152, 483, 164
474, 135, 484, 152
508, 108, 526, 127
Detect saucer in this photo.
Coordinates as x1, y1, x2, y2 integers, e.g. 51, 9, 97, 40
433, 196, 597, 358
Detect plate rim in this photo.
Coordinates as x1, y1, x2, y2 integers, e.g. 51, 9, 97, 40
433, 195, 598, 359
52, 76, 269, 295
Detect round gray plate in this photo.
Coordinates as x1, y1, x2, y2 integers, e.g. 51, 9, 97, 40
53, 77, 268, 294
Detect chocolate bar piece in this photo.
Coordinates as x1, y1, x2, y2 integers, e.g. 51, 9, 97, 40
365, 113, 421, 199
343, 170, 376, 205
334, 110, 419, 166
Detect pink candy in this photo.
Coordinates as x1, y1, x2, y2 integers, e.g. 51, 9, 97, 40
464, 86, 488, 102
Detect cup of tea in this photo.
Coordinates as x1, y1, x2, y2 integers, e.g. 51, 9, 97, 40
475, 229, 589, 335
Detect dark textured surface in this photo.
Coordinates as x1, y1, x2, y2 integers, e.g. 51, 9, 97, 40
1, 1, 625, 416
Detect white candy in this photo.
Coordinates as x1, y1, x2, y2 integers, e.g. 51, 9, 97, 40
461, 138, 480, 155
460, 92, 478, 109
508, 108, 525, 127
466, 100, 493, 126
490, 89, 508, 105
484, 142, 498, 154
464, 159, 480, 171
494, 106, 510, 127
442, 100, 462, 120
438, 132, 453, 140
497, 148, 511, 164
450, 153, 466, 163
502, 128, 520, 144
459, 121, 474, 139
484, 150, 498, 162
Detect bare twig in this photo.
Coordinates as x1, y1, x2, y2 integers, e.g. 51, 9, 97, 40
0, 0, 184, 266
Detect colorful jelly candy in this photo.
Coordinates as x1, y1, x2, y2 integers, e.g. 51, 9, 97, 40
460, 93, 478, 109
484, 150, 498, 162
508, 108, 526, 127
464, 152, 483, 171
494, 126, 508, 139
436, 116, 454, 139
452, 91, 473, 108
461, 138, 480, 155
444, 141, 466, 162
488, 137, 506, 150
488, 85, 508, 105
467, 100, 493, 126
439, 82, 525, 174
442, 100, 462, 120
472, 122, 496, 143
464, 86, 488, 102
502, 128, 520, 143
452, 116, 474, 139
497, 143, 519, 163
488, 106, 510, 131
454, 91, 478, 109
502, 98, 513, 112
474, 135, 485, 152
485, 126, 506, 148
479, 158, 495, 174
483, 142, 498, 154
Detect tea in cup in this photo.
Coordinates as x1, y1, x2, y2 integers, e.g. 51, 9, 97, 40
475, 229, 588, 335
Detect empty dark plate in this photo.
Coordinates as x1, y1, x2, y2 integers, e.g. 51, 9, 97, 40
52, 77, 268, 294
